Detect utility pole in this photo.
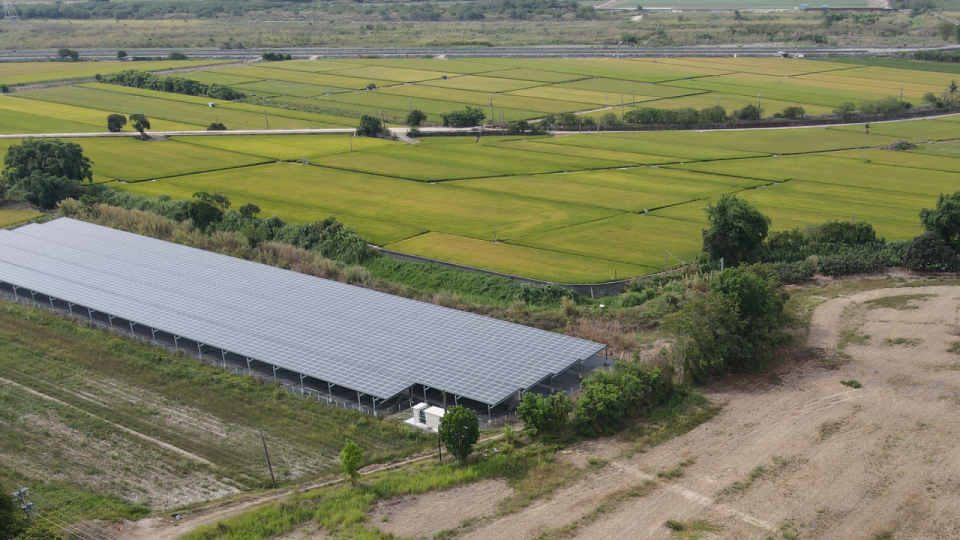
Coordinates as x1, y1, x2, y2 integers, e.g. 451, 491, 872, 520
621, 94, 624, 122
3, 1, 17, 20
263, 109, 269, 129
12, 487, 33, 522
259, 429, 275, 485
490, 97, 494, 125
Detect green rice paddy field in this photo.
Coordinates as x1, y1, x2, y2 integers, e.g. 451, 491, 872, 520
92, 115, 957, 283
1, 58, 959, 282
4, 55, 960, 132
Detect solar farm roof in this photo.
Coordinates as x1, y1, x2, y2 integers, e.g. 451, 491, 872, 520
0, 218, 603, 405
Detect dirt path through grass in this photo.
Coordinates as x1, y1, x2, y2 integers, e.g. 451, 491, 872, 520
0, 376, 214, 466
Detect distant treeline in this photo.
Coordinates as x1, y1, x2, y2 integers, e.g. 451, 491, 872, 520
105, 70, 246, 101
914, 51, 960, 63
14, 0, 593, 22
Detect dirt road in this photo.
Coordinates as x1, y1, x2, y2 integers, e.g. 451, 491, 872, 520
374, 285, 960, 540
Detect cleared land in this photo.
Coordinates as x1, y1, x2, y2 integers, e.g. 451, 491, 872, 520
0, 301, 430, 515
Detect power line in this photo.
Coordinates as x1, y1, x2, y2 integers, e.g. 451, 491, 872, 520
29, 489, 124, 540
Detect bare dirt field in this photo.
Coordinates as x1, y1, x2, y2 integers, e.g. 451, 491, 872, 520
365, 283, 960, 540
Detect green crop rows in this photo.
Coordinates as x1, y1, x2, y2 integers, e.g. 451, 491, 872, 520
2, 57, 960, 282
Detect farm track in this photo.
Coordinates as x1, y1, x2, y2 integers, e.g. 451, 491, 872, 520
0, 375, 214, 466
2, 110, 958, 140
121, 432, 505, 540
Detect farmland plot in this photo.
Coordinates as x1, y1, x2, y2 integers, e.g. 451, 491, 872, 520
116, 163, 619, 243
385, 232, 653, 283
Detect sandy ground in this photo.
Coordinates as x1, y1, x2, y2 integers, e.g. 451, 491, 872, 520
370, 480, 513, 539
378, 285, 960, 540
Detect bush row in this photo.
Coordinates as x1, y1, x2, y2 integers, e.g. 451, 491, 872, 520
104, 70, 246, 101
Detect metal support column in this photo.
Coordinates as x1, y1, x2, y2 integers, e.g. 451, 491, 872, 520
197, 342, 202, 356
272, 366, 278, 381
150, 327, 156, 344
221, 350, 227, 368
454, 395, 460, 406
371, 396, 377, 418
68, 303, 74, 315
173, 335, 180, 350
328, 382, 334, 403
87, 308, 94, 320
487, 404, 492, 424
29, 290, 36, 304
246, 358, 252, 373
300, 374, 306, 393
129, 321, 136, 335
423, 385, 429, 404
108, 315, 115, 328
48, 296, 55, 309
357, 391, 363, 408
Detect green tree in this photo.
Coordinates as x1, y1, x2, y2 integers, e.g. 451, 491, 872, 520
8, 171, 80, 209
339, 440, 363, 486
663, 291, 740, 382
117, 50, 127, 60
439, 106, 486, 127
356, 114, 384, 137
938, 20, 955, 41
129, 113, 151, 139
701, 195, 771, 266
438, 405, 479, 462
187, 192, 230, 231
238, 203, 261, 218
1, 482, 26, 540
833, 102, 857, 120
207, 122, 227, 131
57, 48, 79, 61
708, 266, 786, 373
920, 191, 960, 248
732, 104, 762, 120
518, 392, 572, 438
2, 138, 93, 185
107, 113, 127, 133
780, 106, 806, 119
167, 51, 188, 60
406, 109, 427, 127
0, 85, 9, 94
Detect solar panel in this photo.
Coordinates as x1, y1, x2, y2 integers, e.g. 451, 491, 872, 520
0, 218, 604, 405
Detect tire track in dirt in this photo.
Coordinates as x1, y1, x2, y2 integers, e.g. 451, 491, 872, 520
0, 375, 214, 466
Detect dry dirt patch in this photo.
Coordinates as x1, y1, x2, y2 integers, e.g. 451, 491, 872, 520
393, 285, 960, 540
370, 480, 513, 539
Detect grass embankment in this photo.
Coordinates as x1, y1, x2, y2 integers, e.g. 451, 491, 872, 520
184, 390, 717, 540
0, 300, 432, 515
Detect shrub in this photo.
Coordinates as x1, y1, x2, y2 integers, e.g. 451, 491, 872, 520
664, 267, 785, 382
207, 122, 227, 131
903, 232, 959, 271
440, 106, 486, 127
339, 440, 363, 486
167, 51, 188, 60
575, 360, 673, 436
518, 392, 572, 438
731, 104, 762, 121
106, 70, 245, 101
261, 52, 292, 61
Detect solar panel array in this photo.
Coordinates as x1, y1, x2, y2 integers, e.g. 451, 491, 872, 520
0, 218, 604, 405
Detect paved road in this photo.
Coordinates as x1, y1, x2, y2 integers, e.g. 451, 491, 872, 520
2, 44, 960, 61
1, 113, 956, 140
